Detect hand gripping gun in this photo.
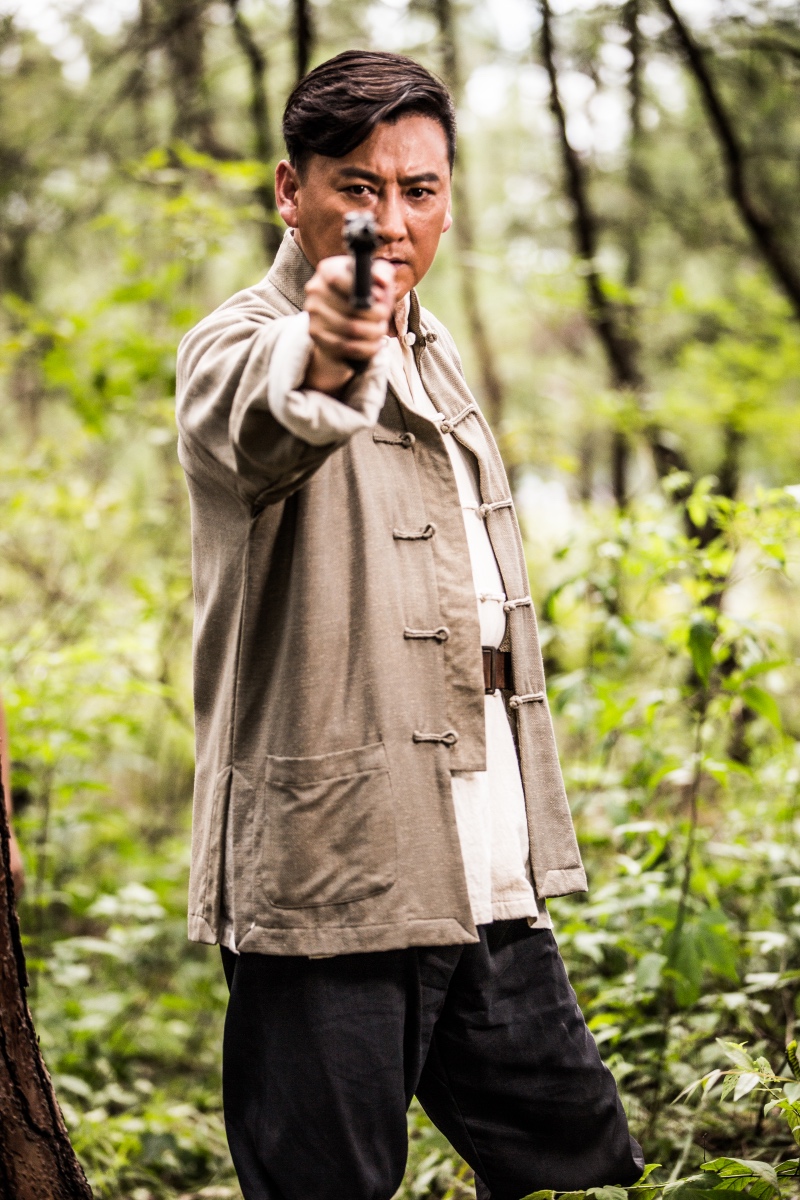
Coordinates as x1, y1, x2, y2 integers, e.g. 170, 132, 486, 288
343, 211, 380, 310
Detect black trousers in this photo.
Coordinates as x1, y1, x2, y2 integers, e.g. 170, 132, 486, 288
221, 921, 643, 1200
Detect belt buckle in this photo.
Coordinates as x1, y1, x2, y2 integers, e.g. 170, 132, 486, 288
488, 646, 497, 693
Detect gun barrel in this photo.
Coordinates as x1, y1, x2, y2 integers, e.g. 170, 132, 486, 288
343, 212, 379, 310
352, 250, 373, 310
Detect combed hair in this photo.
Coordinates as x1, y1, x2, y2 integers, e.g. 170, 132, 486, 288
282, 50, 457, 173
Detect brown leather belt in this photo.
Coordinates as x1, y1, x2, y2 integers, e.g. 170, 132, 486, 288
482, 647, 511, 693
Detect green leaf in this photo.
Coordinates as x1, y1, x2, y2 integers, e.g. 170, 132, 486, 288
777, 1098, 800, 1145
635, 1165, 662, 1183
665, 1173, 756, 1200
701, 1158, 780, 1199
717, 1041, 756, 1070
733, 1073, 762, 1101
636, 952, 667, 991
688, 616, 717, 685
741, 686, 782, 730
589, 1187, 629, 1200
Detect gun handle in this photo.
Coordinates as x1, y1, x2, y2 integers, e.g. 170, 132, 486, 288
352, 246, 373, 310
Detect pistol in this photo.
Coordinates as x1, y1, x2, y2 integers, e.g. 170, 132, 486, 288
343, 212, 380, 310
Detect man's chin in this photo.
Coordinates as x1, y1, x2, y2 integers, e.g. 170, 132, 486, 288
392, 266, 416, 299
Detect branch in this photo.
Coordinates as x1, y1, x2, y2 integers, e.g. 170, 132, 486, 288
658, 0, 800, 321
744, 33, 800, 64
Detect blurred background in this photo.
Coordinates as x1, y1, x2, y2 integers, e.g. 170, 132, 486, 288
2, 0, 800, 1196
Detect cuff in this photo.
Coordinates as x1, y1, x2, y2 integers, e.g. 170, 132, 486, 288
267, 312, 389, 447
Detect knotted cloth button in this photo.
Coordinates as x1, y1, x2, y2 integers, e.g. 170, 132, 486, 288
393, 523, 436, 541
404, 625, 450, 642
404, 332, 416, 347
425, 331, 438, 343
503, 596, 532, 613
509, 692, 546, 709
478, 498, 514, 519
440, 404, 476, 439
412, 729, 459, 746
373, 429, 416, 448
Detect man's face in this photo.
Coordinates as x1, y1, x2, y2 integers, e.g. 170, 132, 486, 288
275, 114, 453, 302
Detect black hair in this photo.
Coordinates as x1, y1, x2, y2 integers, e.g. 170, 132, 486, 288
282, 50, 456, 173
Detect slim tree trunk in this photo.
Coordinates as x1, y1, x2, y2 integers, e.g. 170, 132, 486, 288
623, 0, 645, 293
433, 0, 505, 432
0, 777, 92, 1199
161, 0, 220, 153
291, 0, 314, 84
658, 0, 800, 322
226, 0, 282, 260
610, 0, 646, 505
539, 0, 642, 507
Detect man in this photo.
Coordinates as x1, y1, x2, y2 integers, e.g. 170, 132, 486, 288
176, 49, 643, 1200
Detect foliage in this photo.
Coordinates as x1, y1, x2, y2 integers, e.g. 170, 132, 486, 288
2, 1, 800, 1198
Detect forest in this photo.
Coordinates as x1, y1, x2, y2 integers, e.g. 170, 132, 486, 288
1, 0, 800, 1196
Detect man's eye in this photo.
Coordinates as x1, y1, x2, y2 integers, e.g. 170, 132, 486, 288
347, 185, 373, 196
408, 188, 432, 199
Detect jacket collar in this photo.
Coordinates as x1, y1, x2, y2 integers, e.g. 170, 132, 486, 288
266, 230, 315, 311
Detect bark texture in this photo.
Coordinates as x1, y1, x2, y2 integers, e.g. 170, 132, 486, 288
658, 0, 800, 322
0, 777, 93, 1199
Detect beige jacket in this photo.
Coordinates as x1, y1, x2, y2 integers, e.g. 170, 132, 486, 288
176, 231, 586, 957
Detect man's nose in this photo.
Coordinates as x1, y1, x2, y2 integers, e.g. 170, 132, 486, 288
376, 186, 406, 245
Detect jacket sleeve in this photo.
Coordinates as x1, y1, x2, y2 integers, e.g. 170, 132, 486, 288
176, 299, 389, 510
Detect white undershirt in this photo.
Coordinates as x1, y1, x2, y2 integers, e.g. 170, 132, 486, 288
386, 301, 549, 929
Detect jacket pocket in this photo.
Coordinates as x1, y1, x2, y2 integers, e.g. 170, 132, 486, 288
261, 742, 397, 909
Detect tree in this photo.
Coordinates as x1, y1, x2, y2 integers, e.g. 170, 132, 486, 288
538, 0, 643, 507
291, 0, 314, 83
432, 0, 506, 433
0, 776, 93, 1199
226, 0, 283, 259
658, 0, 800, 323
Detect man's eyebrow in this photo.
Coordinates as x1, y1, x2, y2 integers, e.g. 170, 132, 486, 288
337, 167, 383, 184
336, 167, 442, 185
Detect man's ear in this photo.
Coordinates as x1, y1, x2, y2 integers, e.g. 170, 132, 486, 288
443, 207, 453, 234
275, 160, 300, 228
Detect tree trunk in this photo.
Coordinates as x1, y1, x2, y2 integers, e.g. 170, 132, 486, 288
291, 0, 314, 84
0, 777, 93, 1199
538, 0, 696, 506
658, 0, 800, 322
161, 0, 220, 154
539, 0, 643, 507
226, 0, 282, 260
433, 0, 505, 433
